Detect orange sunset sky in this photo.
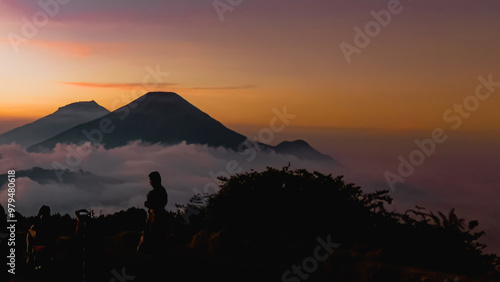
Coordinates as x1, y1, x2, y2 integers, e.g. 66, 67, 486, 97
1, 0, 500, 254
1, 0, 500, 139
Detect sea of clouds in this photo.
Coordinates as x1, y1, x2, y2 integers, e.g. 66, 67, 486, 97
1, 136, 499, 256
0, 141, 339, 217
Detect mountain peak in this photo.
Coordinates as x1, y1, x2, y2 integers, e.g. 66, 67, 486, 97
56, 100, 107, 114
275, 139, 336, 163
125, 91, 197, 115
26, 93, 336, 165
144, 91, 181, 98
141, 92, 186, 104
29, 92, 248, 152
277, 140, 310, 147
0, 100, 109, 148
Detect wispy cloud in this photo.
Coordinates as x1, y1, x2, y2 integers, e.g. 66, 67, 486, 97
58, 81, 177, 89
185, 85, 254, 90
58, 81, 253, 91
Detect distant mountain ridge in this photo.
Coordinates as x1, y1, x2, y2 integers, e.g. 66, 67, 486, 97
275, 140, 334, 163
0, 101, 109, 147
0, 167, 124, 191
28, 92, 247, 152
26, 92, 335, 163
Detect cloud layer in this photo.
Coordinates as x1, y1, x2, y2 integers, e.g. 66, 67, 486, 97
0, 142, 339, 217
1, 135, 499, 255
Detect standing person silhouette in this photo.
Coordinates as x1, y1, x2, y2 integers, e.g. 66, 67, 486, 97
137, 171, 168, 255
26, 205, 55, 270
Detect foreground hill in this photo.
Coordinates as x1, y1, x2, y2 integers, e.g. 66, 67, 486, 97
8, 167, 499, 281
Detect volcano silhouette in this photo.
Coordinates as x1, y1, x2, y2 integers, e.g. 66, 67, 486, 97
27, 92, 335, 163
0, 101, 109, 147
28, 92, 247, 152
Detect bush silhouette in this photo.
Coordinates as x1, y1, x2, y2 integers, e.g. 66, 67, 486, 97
15, 166, 499, 281
179, 166, 498, 278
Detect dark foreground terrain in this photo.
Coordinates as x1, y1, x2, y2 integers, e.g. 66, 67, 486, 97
5, 167, 500, 282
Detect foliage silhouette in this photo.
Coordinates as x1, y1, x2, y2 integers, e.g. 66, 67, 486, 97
12, 166, 499, 281
178, 166, 498, 278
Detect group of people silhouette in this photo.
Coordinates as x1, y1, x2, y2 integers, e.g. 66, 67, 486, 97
0, 171, 169, 272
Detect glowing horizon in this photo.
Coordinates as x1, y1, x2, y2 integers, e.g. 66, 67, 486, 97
1, 0, 500, 256
1, 1, 500, 133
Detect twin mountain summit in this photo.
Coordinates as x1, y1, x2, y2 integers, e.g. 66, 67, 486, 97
0, 92, 334, 163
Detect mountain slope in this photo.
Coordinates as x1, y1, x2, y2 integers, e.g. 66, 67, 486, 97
274, 139, 336, 163
27, 92, 337, 163
0, 101, 109, 147
28, 92, 248, 152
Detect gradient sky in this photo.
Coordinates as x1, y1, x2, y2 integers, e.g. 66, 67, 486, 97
1, 0, 500, 136
1, 0, 500, 254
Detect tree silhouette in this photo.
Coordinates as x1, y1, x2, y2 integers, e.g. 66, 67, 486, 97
15, 166, 499, 281
178, 166, 498, 278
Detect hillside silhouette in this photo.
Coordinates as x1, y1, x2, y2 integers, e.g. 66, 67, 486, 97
8, 166, 499, 281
